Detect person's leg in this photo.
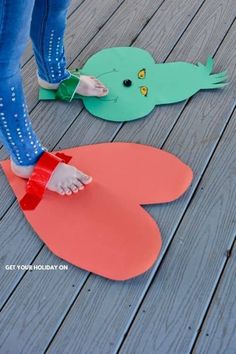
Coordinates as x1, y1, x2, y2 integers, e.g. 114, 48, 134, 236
30, 0, 108, 97
0, 0, 92, 195
0, 0, 45, 167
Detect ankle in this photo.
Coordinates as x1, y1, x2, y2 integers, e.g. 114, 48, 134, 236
37, 74, 60, 90
11, 159, 35, 179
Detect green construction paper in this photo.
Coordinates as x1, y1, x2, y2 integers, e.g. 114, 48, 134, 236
39, 47, 227, 122
39, 69, 82, 101
39, 88, 82, 101
55, 74, 80, 101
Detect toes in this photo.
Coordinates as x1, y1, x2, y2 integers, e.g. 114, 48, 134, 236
57, 186, 66, 196
78, 75, 109, 97
89, 88, 108, 97
64, 177, 87, 195
93, 78, 109, 96
72, 177, 84, 190
94, 78, 105, 86
65, 188, 72, 195
72, 178, 84, 191
70, 184, 79, 193
47, 164, 92, 196
95, 79, 102, 85
97, 88, 109, 97
77, 182, 85, 190
62, 184, 73, 195
76, 171, 93, 185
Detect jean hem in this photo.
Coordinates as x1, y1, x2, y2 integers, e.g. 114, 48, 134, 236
37, 69, 71, 85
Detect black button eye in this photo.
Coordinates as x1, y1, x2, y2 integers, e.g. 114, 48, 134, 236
123, 79, 132, 87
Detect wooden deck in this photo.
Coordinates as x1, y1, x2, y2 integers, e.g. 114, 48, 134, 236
0, 0, 236, 353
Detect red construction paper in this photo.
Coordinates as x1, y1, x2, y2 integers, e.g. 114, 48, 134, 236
0, 143, 193, 280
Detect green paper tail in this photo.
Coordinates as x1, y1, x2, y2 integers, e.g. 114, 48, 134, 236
196, 57, 228, 89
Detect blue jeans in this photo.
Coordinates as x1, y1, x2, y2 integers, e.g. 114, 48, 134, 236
0, 0, 71, 166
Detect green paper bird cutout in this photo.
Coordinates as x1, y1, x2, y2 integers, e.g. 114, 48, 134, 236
40, 47, 228, 122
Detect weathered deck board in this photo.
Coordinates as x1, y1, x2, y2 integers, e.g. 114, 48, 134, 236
0, 248, 89, 354
193, 240, 236, 354
2, 2, 210, 310
0, 0, 235, 353
121, 108, 236, 353
119, 107, 236, 352
0, 0, 212, 348
0, 0, 205, 302
0, 0, 172, 329
44, 16, 236, 354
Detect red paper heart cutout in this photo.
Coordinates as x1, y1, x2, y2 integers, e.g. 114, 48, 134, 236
0, 143, 193, 280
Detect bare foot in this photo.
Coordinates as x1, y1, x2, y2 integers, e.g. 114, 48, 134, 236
77, 75, 108, 97
38, 74, 109, 97
11, 159, 92, 196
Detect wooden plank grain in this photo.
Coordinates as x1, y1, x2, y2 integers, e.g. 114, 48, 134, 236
0, 208, 43, 306
0, 0, 211, 351
0, 0, 173, 350
120, 43, 236, 353
119, 107, 236, 354
0, 0, 234, 352
0, 0, 167, 308
65, 0, 86, 16
0, 0, 125, 310
45, 8, 236, 354
0, 0, 208, 303
193, 240, 236, 354
0, 248, 89, 354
